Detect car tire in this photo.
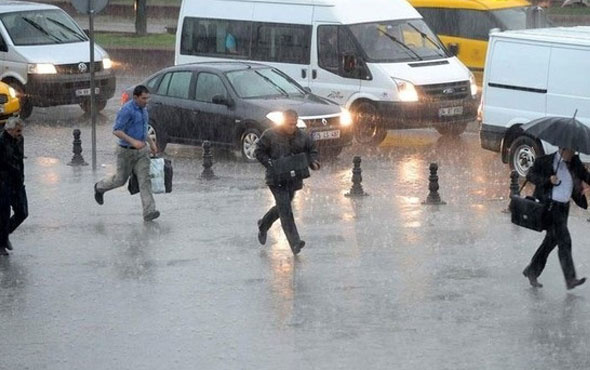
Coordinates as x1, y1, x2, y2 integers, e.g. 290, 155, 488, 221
352, 101, 387, 146
148, 122, 167, 153
509, 135, 543, 177
435, 122, 468, 136
7, 81, 33, 119
241, 127, 261, 162
80, 98, 107, 114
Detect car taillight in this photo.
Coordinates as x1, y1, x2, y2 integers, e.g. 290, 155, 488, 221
121, 91, 130, 105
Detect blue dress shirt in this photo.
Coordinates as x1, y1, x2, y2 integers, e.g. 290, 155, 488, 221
113, 100, 148, 147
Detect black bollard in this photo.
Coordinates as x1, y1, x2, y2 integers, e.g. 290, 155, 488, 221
201, 140, 216, 180
423, 162, 445, 205
68, 129, 88, 166
345, 156, 368, 197
503, 170, 521, 214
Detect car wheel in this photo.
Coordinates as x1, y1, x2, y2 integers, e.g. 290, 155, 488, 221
7, 81, 33, 119
509, 135, 543, 177
241, 128, 261, 162
80, 98, 107, 113
148, 122, 167, 153
353, 101, 387, 146
435, 122, 468, 136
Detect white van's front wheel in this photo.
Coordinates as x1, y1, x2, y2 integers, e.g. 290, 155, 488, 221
509, 136, 543, 177
353, 102, 387, 146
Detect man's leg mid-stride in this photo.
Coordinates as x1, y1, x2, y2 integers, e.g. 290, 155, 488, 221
134, 149, 157, 220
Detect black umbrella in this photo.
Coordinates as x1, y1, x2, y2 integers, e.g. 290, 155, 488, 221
522, 110, 590, 154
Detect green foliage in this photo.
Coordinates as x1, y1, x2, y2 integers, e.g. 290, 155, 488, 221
94, 32, 175, 49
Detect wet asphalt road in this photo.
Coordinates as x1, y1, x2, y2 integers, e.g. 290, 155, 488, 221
2, 69, 590, 370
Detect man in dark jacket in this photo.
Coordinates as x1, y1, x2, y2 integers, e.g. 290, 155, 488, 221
523, 148, 590, 289
0, 118, 28, 256
255, 110, 320, 255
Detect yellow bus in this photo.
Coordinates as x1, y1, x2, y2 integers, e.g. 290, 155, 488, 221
408, 0, 549, 85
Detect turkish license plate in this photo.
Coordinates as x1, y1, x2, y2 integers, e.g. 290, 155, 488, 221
438, 106, 463, 117
312, 130, 340, 141
75, 87, 100, 97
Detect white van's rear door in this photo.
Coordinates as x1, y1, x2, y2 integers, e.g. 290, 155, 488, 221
309, 23, 360, 106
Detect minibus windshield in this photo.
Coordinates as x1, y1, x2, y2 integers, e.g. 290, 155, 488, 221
348, 19, 448, 63
1, 9, 88, 46
227, 68, 305, 99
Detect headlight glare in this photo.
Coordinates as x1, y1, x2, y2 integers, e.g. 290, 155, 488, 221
8, 87, 16, 98
340, 108, 353, 126
266, 111, 285, 126
393, 78, 418, 102
103, 58, 113, 69
28, 63, 57, 74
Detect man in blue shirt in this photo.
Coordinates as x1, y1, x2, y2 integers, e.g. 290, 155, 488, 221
94, 85, 160, 221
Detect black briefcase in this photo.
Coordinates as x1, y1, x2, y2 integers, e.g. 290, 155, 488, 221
128, 158, 173, 195
509, 195, 548, 232
272, 153, 310, 183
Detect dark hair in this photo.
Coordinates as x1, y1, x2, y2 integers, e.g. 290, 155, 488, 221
133, 85, 150, 97
284, 109, 298, 119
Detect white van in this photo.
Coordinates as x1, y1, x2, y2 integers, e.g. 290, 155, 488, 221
480, 27, 590, 176
175, 0, 478, 145
0, 1, 116, 118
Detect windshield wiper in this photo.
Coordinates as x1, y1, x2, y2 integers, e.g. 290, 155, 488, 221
255, 71, 289, 97
377, 28, 422, 61
407, 23, 446, 58
22, 17, 63, 43
46, 17, 86, 41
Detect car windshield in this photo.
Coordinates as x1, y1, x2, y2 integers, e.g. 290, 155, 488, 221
0, 9, 88, 46
493, 7, 550, 30
348, 19, 448, 63
226, 68, 305, 99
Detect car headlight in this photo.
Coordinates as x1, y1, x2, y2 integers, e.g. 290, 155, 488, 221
469, 73, 478, 97
266, 111, 306, 128
340, 108, 353, 127
8, 87, 16, 98
27, 63, 57, 74
393, 78, 418, 102
103, 58, 113, 70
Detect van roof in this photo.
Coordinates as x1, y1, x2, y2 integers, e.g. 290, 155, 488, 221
409, 0, 530, 10
493, 26, 590, 47
0, 1, 58, 13
181, 0, 420, 24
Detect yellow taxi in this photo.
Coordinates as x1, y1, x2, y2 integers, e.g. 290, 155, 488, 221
0, 81, 20, 125
409, 0, 550, 85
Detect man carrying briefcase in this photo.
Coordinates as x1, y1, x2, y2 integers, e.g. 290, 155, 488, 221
255, 109, 320, 255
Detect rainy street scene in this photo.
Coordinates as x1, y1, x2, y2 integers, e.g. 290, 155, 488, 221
2, 0, 590, 369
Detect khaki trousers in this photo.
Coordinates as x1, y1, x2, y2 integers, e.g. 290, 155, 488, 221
97, 146, 156, 217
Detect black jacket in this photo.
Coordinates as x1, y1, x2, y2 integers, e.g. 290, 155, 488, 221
254, 127, 318, 188
0, 130, 24, 187
526, 153, 590, 209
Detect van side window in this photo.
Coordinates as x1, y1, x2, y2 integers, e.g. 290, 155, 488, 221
195, 73, 227, 103
180, 17, 251, 57
253, 23, 311, 64
318, 26, 362, 79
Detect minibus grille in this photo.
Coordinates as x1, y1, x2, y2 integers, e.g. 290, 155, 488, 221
0, 94, 7, 104
417, 81, 469, 101
56, 62, 104, 74
303, 116, 340, 129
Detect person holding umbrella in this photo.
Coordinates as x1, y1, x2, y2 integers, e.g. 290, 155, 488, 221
521, 112, 590, 289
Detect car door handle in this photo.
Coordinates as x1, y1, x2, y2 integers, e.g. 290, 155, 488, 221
301, 69, 307, 79
312, 70, 317, 79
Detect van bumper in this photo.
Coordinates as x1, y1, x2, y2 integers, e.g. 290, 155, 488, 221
480, 124, 505, 152
25, 69, 116, 107
375, 98, 478, 129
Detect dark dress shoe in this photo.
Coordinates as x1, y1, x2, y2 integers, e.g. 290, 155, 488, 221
5, 240, 12, 251
291, 240, 305, 256
257, 219, 267, 245
523, 267, 543, 288
567, 277, 586, 290
144, 210, 160, 222
94, 183, 104, 205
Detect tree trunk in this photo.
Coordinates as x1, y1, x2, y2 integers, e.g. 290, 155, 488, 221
135, 0, 147, 36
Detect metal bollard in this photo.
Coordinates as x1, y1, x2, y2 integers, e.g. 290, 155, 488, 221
67, 129, 88, 166
423, 162, 445, 205
201, 140, 216, 180
345, 156, 368, 197
503, 170, 520, 214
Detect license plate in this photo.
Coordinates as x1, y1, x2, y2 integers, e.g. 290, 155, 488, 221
312, 130, 340, 141
75, 87, 100, 97
438, 106, 463, 117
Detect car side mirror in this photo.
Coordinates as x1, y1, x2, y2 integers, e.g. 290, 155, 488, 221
212, 94, 231, 106
343, 54, 358, 73
448, 43, 459, 56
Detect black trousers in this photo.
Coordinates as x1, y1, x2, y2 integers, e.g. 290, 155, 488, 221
0, 183, 28, 248
259, 183, 301, 248
527, 201, 576, 282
